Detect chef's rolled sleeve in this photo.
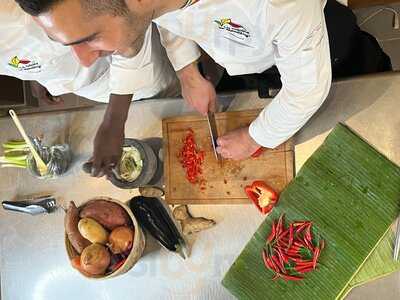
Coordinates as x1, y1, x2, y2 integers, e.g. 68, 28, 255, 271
157, 26, 201, 71
249, 0, 332, 148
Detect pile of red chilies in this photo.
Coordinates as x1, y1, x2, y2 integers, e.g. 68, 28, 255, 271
178, 128, 205, 184
262, 214, 325, 281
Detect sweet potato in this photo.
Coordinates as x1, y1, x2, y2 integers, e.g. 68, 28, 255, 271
79, 200, 130, 230
65, 201, 91, 254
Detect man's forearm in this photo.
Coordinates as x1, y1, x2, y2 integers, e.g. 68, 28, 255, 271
176, 62, 203, 88
102, 94, 133, 126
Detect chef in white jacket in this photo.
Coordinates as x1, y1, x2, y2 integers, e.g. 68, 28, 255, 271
2, 0, 183, 176
155, 0, 332, 159
16, 0, 331, 160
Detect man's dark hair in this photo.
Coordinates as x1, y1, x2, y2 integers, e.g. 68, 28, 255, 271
15, 0, 128, 17
15, 0, 61, 16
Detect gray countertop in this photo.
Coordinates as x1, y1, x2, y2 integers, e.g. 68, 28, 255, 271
0, 72, 399, 300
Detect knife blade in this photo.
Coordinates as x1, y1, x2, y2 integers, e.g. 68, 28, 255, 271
207, 111, 220, 161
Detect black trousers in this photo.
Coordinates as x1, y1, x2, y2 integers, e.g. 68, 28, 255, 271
215, 0, 392, 96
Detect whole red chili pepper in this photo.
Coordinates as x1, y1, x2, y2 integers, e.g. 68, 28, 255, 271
262, 249, 270, 269
303, 237, 314, 251
287, 224, 294, 250
295, 222, 309, 234
294, 260, 314, 267
276, 273, 304, 281
313, 247, 321, 269
262, 214, 325, 282
266, 221, 276, 243
276, 214, 285, 236
278, 229, 289, 240
276, 248, 289, 264
295, 265, 314, 274
289, 257, 311, 264
268, 254, 281, 273
271, 254, 285, 274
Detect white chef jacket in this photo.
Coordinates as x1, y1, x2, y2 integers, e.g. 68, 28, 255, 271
0, 1, 181, 103
155, 0, 332, 148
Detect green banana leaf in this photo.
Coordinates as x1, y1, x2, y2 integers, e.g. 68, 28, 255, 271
342, 228, 400, 298
222, 124, 400, 300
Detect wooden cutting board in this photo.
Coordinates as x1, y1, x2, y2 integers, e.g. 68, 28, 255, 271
162, 110, 294, 204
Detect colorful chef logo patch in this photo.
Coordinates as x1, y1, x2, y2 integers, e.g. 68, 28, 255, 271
214, 18, 250, 41
8, 56, 41, 73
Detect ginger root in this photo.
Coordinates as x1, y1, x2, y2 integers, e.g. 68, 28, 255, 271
173, 205, 216, 235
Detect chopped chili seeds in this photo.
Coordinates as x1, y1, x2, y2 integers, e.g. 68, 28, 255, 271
178, 129, 205, 184
261, 213, 325, 282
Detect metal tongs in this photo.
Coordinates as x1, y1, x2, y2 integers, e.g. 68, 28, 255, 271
2, 195, 57, 215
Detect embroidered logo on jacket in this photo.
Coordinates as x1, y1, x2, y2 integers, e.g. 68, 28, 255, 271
8, 56, 41, 72
214, 18, 250, 40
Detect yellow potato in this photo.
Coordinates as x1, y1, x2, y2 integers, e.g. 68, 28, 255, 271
78, 218, 109, 244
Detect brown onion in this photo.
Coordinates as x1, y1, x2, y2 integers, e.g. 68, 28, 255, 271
80, 244, 110, 275
108, 226, 134, 254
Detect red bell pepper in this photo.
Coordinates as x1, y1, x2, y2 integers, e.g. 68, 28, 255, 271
244, 180, 279, 214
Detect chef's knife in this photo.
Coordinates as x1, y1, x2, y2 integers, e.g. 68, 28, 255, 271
207, 111, 220, 161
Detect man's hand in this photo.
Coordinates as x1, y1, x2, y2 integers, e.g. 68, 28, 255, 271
29, 81, 63, 105
90, 94, 132, 177
216, 126, 261, 160
91, 120, 124, 177
177, 62, 216, 115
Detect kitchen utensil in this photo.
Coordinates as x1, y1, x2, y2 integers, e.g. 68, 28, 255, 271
393, 216, 400, 261
206, 111, 220, 161
8, 109, 48, 176
27, 143, 71, 178
2, 195, 57, 215
162, 110, 294, 204
222, 124, 400, 300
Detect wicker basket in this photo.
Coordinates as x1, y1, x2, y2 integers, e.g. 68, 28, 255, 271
65, 197, 146, 279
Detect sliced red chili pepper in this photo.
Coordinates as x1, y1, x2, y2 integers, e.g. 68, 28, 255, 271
179, 129, 205, 185
244, 181, 279, 215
